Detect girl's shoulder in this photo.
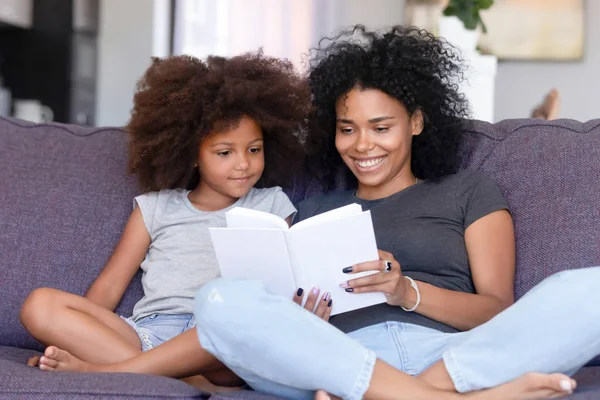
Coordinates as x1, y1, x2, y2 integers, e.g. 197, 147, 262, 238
135, 188, 189, 206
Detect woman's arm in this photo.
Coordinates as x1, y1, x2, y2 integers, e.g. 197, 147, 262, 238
400, 210, 515, 331
85, 206, 151, 311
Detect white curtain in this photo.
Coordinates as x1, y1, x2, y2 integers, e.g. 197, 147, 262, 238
172, 0, 406, 72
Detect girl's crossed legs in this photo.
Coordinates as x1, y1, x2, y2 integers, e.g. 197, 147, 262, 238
19, 288, 240, 389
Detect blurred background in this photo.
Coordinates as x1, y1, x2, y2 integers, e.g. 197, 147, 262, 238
0, 0, 595, 127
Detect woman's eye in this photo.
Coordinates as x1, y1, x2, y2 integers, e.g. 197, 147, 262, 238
339, 127, 354, 134
217, 151, 231, 157
375, 127, 389, 133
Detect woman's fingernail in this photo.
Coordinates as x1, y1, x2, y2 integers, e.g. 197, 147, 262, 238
327, 299, 332, 307
312, 286, 320, 295
323, 292, 330, 301
339, 281, 349, 288
560, 379, 573, 392
296, 288, 303, 296
342, 266, 353, 273
345, 288, 354, 293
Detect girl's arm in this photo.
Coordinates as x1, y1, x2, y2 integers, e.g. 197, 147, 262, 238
400, 209, 515, 331
85, 206, 151, 311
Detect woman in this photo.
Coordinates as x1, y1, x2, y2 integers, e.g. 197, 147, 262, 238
34, 26, 598, 399
190, 25, 598, 399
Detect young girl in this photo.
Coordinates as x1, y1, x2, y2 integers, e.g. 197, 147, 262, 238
20, 52, 312, 389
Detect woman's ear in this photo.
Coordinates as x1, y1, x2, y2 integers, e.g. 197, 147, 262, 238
411, 109, 424, 136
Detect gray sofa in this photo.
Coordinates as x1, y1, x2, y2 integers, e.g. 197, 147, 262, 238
0, 116, 599, 399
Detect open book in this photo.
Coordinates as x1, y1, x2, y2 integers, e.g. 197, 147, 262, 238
209, 204, 386, 316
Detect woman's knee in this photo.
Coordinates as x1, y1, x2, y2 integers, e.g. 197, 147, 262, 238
20, 288, 64, 331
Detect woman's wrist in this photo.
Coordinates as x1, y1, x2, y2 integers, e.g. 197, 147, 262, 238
399, 277, 419, 310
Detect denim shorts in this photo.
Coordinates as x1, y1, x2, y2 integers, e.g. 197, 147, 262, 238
121, 313, 196, 352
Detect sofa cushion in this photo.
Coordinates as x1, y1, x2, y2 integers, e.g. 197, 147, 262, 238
460, 119, 600, 299
0, 345, 210, 399
0, 117, 144, 349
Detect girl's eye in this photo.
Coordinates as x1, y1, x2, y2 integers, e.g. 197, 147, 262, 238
339, 127, 354, 134
217, 151, 231, 157
375, 127, 389, 133
249, 147, 262, 154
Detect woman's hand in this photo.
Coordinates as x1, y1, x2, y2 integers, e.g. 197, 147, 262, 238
292, 287, 333, 322
340, 249, 410, 307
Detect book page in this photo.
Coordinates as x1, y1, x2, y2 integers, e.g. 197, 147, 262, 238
226, 207, 289, 231
287, 211, 386, 315
291, 203, 362, 231
209, 228, 296, 299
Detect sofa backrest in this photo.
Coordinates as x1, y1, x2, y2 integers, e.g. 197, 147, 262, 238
0, 117, 143, 349
460, 118, 600, 299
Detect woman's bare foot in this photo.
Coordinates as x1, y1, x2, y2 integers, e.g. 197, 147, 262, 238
38, 346, 96, 372
466, 372, 576, 400
182, 375, 243, 393
531, 89, 560, 120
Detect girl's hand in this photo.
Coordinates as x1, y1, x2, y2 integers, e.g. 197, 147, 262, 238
340, 249, 410, 307
292, 287, 333, 322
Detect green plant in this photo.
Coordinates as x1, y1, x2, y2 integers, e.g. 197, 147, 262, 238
443, 0, 494, 32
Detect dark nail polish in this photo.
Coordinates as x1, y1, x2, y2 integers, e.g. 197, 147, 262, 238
345, 288, 354, 293
342, 266, 353, 273
296, 288, 304, 296
327, 299, 332, 307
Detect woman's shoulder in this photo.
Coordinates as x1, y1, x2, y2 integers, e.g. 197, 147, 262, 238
432, 169, 495, 186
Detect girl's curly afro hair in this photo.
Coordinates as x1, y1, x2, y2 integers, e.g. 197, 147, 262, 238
306, 25, 470, 189
127, 52, 310, 192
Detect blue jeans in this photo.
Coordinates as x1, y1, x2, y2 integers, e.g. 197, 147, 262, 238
194, 267, 600, 400
121, 313, 196, 351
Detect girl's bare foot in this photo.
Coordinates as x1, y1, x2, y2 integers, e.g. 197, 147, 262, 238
315, 390, 331, 400
466, 372, 576, 400
38, 346, 96, 372
27, 355, 41, 367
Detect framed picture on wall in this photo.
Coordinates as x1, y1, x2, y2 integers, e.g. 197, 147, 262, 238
404, 0, 585, 61
478, 0, 585, 61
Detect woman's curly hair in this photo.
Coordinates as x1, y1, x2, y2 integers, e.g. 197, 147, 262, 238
306, 25, 470, 189
127, 52, 310, 192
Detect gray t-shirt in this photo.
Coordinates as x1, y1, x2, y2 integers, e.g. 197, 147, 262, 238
297, 170, 509, 334
132, 187, 296, 321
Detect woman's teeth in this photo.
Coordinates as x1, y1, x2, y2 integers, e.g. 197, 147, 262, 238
355, 157, 386, 168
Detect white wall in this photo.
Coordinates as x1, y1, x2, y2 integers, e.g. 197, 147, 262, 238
312, 0, 405, 41
95, 0, 170, 127
494, 1, 600, 122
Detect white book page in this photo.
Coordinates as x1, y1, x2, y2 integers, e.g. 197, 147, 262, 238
226, 207, 289, 231
287, 211, 386, 315
209, 228, 296, 299
292, 203, 362, 231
